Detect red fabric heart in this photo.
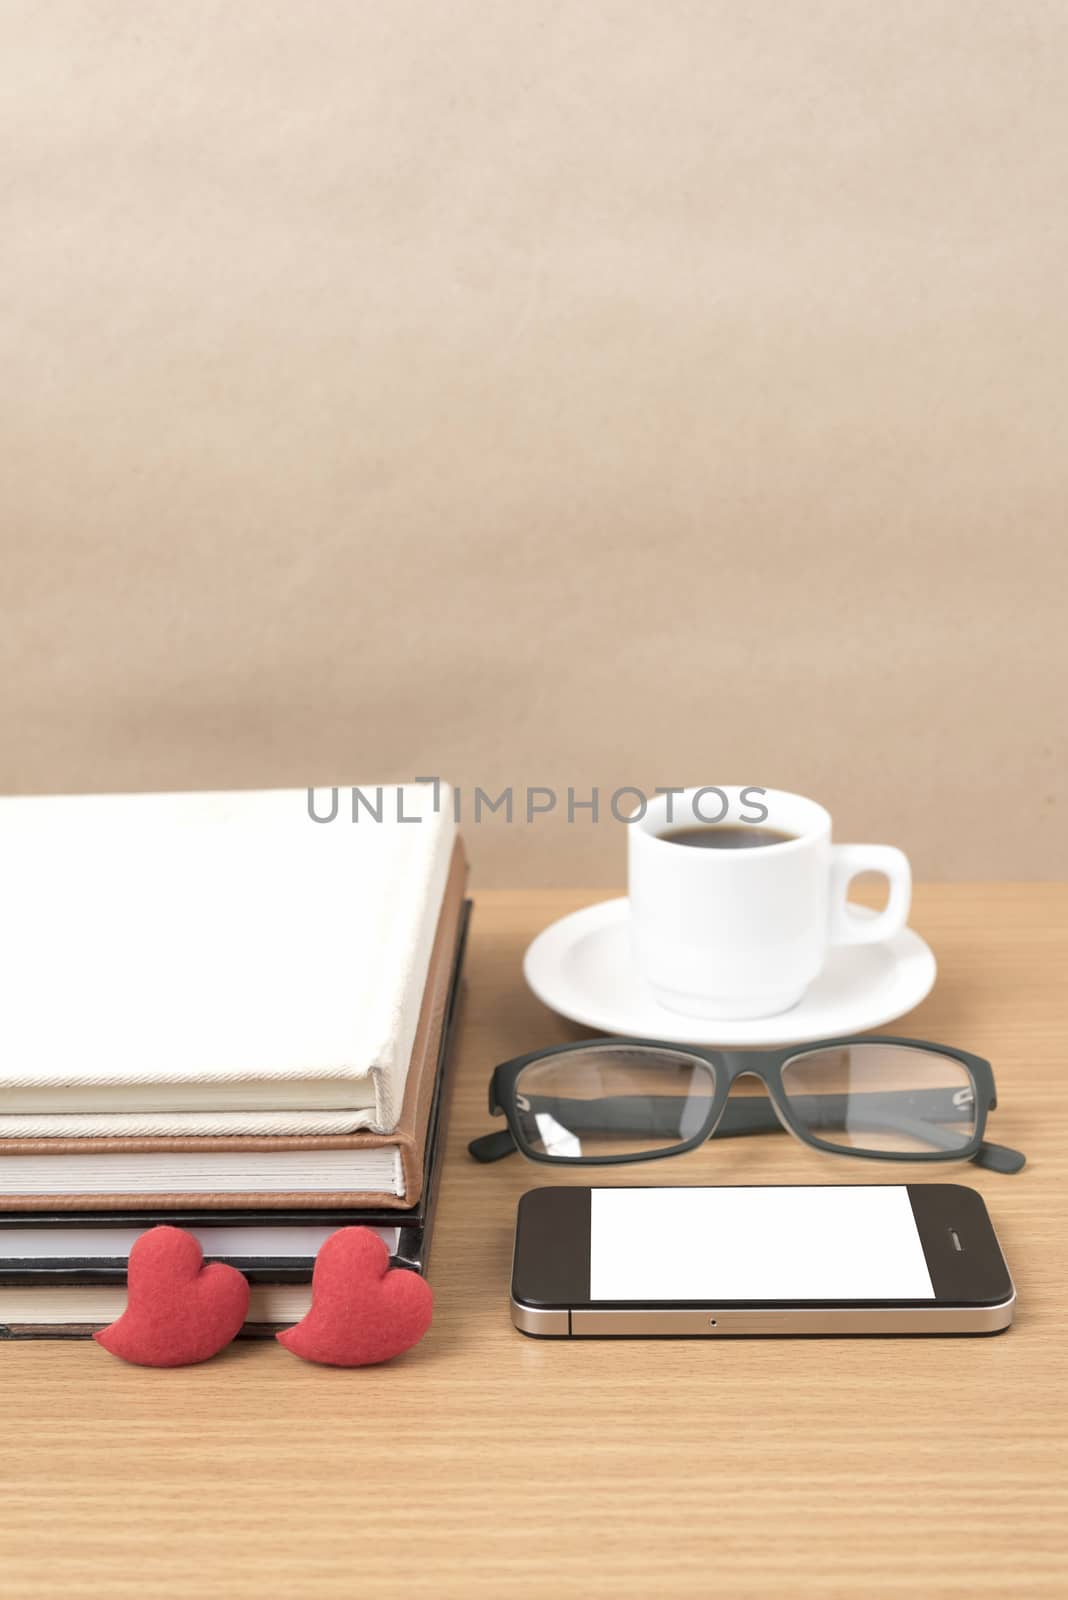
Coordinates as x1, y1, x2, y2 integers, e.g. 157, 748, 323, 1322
277, 1227, 433, 1367
94, 1226, 250, 1367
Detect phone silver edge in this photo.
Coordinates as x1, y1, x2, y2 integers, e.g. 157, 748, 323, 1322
511, 1291, 1016, 1337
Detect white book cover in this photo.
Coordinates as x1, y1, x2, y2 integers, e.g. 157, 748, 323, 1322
0, 784, 455, 1137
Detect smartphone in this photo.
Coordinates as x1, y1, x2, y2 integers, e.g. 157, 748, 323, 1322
511, 1184, 1015, 1337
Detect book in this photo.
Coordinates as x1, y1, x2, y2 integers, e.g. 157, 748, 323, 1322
0, 1223, 403, 1337
0, 892, 468, 1247
0, 785, 455, 1134
0, 1280, 348, 1344
0, 1281, 328, 1339
0, 900, 469, 1335
0, 857, 465, 1206
0, 1221, 402, 1268
0, 843, 468, 1208
0, 1223, 423, 1345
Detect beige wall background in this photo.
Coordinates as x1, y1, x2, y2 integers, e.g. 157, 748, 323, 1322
2, 2, 1065, 888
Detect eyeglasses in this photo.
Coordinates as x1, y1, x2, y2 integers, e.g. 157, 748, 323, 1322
468, 1036, 1025, 1174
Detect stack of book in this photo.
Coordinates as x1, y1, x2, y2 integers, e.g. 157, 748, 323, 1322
0, 785, 467, 1337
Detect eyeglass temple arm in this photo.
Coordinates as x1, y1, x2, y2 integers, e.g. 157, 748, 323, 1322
469, 1127, 522, 1162
467, 1091, 1025, 1170
971, 1142, 1025, 1173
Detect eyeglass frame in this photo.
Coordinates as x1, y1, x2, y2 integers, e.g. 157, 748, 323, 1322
468, 1034, 1025, 1174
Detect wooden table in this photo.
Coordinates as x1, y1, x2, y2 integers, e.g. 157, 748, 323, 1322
2, 886, 1066, 1598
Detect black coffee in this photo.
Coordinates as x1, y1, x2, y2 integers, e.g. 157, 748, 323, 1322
658, 824, 798, 850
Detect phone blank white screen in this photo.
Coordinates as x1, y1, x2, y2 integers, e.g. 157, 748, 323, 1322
589, 1187, 935, 1301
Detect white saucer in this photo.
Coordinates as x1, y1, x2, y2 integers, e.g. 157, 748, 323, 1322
523, 898, 936, 1046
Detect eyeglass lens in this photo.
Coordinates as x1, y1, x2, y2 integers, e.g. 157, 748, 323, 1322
780, 1043, 978, 1156
511, 1045, 717, 1159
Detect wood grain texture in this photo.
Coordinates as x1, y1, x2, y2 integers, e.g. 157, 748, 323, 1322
1, 885, 1065, 1599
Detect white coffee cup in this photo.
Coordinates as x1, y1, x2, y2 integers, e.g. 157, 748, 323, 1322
628, 786, 912, 1020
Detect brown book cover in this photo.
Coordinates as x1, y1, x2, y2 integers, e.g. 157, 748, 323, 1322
0, 840, 467, 1212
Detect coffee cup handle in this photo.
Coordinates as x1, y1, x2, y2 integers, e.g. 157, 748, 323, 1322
828, 844, 912, 945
